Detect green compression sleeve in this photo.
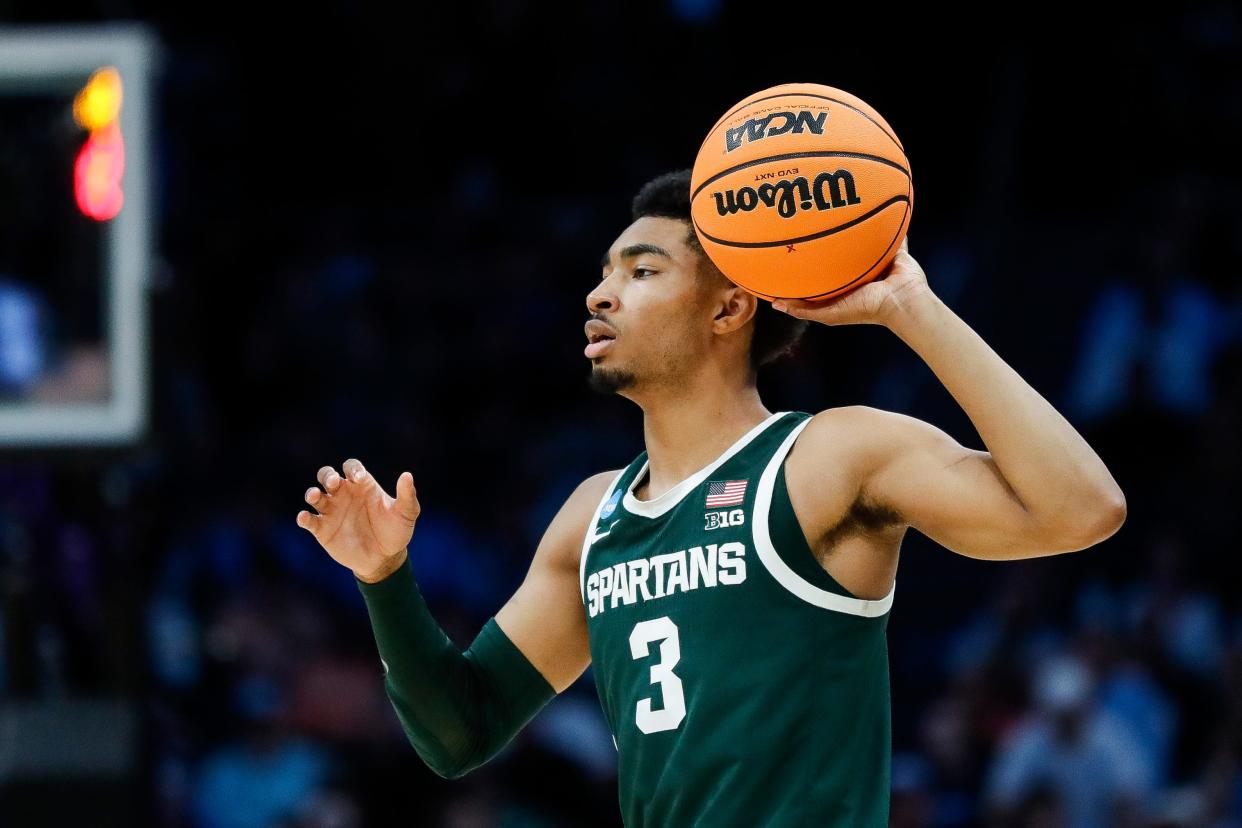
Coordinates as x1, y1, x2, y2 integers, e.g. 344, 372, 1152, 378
355, 553, 556, 779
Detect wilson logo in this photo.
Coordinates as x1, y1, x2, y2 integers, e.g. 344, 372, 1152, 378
711, 171, 862, 219
725, 110, 827, 152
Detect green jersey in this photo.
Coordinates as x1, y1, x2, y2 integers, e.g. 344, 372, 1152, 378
579, 410, 895, 827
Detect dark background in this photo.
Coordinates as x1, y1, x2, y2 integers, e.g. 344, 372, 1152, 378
1, 3, 1240, 827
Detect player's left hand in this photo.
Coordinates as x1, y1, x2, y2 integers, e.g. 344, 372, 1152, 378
770, 236, 930, 328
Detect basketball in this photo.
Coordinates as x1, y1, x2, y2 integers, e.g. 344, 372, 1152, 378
690, 82, 913, 302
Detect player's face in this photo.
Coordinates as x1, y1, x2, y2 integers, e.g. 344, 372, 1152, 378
586, 216, 723, 396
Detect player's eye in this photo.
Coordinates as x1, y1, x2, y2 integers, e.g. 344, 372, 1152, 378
597, 267, 653, 283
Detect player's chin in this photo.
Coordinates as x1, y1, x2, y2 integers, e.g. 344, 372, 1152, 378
586, 360, 637, 395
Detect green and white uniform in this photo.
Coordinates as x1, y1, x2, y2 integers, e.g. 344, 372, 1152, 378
579, 410, 895, 827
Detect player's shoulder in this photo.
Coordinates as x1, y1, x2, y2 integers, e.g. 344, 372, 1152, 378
801, 403, 894, 429
538, 469, 627, 571
786, 406, 914, 538
580, 467, 626, 490
795, 404, 923, 453
791, 405, 879, 458
572, 468, 627, 518
787, 405, 917, 491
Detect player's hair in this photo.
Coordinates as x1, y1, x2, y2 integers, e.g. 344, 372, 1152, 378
630, 169, 808, 380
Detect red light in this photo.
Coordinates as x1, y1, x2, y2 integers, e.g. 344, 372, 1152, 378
74, 123, 125, 221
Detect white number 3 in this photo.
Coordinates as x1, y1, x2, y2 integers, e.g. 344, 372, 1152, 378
628, 616, 686, 734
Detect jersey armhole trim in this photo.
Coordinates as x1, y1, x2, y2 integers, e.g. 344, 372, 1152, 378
752, 416, 896, 618
579, 469, 628, 605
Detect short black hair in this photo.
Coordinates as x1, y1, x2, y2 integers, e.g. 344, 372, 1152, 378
631, 168, 809, 379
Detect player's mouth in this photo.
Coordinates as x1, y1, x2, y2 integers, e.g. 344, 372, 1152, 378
584, 320, 619, 359
585, 335, 616, 358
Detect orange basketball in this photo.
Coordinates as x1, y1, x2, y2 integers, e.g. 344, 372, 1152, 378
690, 83, 912, 301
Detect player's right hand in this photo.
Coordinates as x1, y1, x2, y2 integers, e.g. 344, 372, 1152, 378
296, 458, 420, 583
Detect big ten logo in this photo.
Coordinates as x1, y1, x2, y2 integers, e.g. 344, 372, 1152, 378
704, 508, 746, 531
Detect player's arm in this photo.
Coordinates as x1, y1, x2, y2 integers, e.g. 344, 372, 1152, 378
295, 458, 614, 779
798, 406, 1124, 560
773, 241, 1126, 559
491, 470, 620, 693
775, 243, 1127, 561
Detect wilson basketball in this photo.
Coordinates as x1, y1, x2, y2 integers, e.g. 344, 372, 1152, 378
690, 82, 912, 301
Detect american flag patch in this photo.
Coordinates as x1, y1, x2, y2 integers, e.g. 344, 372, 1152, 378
705, 479, 748, 508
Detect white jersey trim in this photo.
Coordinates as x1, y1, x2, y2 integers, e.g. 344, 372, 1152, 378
580, 468, 628, 605
621, 410, 789, 519
752, 415, 895, 618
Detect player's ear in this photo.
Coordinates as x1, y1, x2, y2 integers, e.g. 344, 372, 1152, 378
712, 285, 758, 334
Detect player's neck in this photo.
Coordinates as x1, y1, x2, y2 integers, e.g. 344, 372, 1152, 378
636, 394, 771, 500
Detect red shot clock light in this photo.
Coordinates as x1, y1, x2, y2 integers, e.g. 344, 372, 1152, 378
75, 123, 125, 221
72, 67, 125, 221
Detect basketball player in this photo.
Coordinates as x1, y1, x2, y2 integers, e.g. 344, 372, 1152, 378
296, 169, 1127, 827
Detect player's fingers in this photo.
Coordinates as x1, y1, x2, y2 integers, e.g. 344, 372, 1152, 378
296, 510, 321, 536
342, 458, 369, 484
394, 471, 420, 524
305, 485, 331, 514
317, 465, 342, 492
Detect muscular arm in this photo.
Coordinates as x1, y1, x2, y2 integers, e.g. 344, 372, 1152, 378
799, 403, 1122, 561
792, 283, 1126, 561
878, 289, 1126, 551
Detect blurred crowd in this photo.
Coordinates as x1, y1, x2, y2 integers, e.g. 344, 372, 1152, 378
1, 3, 1240, 827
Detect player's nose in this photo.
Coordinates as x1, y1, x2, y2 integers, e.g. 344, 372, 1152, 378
586, 284, 616, 315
